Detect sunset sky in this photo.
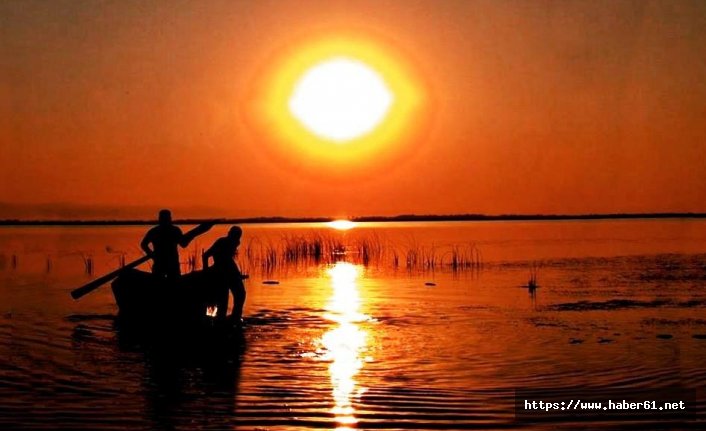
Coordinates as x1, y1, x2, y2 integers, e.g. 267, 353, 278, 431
1, 0, 705, 219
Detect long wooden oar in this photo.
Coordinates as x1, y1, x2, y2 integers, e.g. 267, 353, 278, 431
71, 254, 152, 300
70, 221, 217, 300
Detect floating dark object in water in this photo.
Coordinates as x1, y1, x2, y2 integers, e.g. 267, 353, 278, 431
692, 334, 706, 340
656, 334, 673, 340
597, 337, 614, 344
425, 282, 436, 286
263, 280, 280, 285
548, 298, 706, 312
569, 338, 584, 344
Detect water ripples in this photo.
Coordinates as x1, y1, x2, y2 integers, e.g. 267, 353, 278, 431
2, 253, 706, 429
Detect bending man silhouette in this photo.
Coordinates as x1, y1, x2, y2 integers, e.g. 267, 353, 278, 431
140, 209, 194, 279
202, 226, 247, 322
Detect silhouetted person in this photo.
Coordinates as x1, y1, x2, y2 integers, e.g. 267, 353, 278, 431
202, 226, 247, 322
141, 209, 194, 279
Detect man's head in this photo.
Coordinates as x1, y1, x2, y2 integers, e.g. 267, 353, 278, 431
158, 209, 172, 225
228, 226, 243, 244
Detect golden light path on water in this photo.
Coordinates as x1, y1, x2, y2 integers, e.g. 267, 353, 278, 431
322, 262, 369, 429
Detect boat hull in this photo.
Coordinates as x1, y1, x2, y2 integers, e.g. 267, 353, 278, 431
111, 268, 217, 324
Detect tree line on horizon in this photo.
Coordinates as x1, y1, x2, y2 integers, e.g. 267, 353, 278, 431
0, 212, 705, 225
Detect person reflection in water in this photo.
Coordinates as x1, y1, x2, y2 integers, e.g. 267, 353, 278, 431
202, 226, 248, 323
140, 209, 195, 279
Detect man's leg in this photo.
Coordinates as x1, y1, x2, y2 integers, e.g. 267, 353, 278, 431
231, 280, 246, 322
216, 287, 229, 319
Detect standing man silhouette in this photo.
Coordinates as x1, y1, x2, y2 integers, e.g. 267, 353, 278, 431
202, 226, 247, 322
140, 209, 194, 279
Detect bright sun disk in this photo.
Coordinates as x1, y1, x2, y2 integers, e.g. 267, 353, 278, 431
289, 57, 393, 142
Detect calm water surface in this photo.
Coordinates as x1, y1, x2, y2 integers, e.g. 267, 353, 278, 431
1, 220, 705, 430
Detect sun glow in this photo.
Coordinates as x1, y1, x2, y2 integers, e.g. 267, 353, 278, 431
246, 33, 429, 174
289, 58, 393, 142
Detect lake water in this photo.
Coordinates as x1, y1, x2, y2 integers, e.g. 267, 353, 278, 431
1, 220, 705, 430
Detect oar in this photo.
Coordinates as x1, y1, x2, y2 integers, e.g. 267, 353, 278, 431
70, 254, 152, 300
70, 221, 217, 300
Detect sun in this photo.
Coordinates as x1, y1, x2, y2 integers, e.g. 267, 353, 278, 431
289, 57, 393, 142
245, 33, 430, 175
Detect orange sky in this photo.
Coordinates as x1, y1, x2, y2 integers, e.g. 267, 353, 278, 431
1, 0, 705, 219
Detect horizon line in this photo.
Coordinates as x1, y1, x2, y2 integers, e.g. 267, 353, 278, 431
1, 212, 705, 226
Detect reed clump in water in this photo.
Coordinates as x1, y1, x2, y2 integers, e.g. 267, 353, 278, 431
526, 262, 540, 293
81, 254, 93, 275
239, 233, 483, 275
106, 246, 127, 268
243, 237, 280, 274
448, 244, 483, 272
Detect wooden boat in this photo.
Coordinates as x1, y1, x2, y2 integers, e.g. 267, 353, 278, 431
111, 268, 226, 327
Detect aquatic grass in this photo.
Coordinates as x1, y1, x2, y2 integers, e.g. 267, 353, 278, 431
187, 252, 198, 272
81, 254, 94, 275
353, 234, 384, 267
2, 231, 485, 278
243, 237, 280, 273
105, 246, 127, 268
526, 262, 540, 292
391, 250, 400, 269
445, 244, 483, 272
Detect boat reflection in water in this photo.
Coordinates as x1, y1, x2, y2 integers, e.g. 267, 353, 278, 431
321, 262, 369, 429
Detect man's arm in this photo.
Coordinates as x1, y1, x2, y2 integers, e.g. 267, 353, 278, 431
140, 230, 153, 255
176, 227, 194, 248
202, 244, 214, 269
177, 221, 217, 248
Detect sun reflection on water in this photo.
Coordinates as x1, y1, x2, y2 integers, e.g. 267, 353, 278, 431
327, 219, 356, 231
322, 262, 369, 428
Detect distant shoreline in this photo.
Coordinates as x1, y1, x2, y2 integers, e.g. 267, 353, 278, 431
1, 213, 705, 226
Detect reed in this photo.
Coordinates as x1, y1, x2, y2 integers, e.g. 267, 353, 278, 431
105, 246, 128, 269
81, 254, 93, 275
527, 262, 540, 292
85, 231, 487, 277
243, 234, 485, 274
446, 244, 483, 272
391, 250, 399, 269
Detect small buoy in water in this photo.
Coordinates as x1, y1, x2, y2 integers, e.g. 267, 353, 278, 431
425, 282, 436, 286
263, 280, 280, 285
